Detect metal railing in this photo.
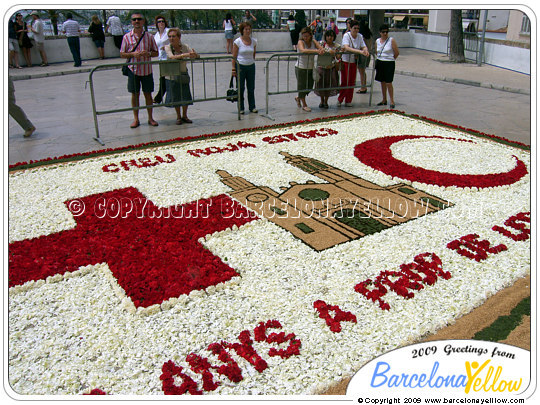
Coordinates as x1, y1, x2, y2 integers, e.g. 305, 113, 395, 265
88, 56, 240, 145
263, 51, 375, 120
447, 32, 484, 64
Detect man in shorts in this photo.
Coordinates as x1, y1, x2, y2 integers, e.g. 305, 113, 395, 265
120, 12, 159, 128
29, 11, 49, 66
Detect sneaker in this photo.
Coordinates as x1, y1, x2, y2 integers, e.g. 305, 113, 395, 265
250, 108, 258, 113
240, 110, 245, 114
23, 126, 36, 137
345, 103, 353, 107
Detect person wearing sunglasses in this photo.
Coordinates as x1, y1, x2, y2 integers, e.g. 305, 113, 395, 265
15, 13, 33, 67
374, 24, 399, 109
153, 15, 170, 104
120, 12, 159, 128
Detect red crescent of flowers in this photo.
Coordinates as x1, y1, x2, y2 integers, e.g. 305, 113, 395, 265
354, 135, 528, 188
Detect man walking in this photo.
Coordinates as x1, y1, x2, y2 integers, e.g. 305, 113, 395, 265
29, 11, 48, 66
120, 12, 159, 128
9, 76, 36, 137
106, 13, 124, 50
62, 13, 81, 67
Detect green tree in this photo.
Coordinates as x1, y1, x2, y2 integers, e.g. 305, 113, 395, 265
253, 10, 273, 28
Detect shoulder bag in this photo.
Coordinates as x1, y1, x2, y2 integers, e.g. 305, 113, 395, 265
160, 45, 190, 84
122, 32, 145, 76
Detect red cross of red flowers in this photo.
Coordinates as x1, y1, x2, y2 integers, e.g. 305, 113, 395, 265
9, 187, 257, 308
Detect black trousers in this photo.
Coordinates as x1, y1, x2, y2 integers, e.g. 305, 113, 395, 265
67, 36, 81, 66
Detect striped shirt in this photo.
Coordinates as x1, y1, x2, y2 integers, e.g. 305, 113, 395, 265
120, 30, 158, 76
62, 19, 80, 37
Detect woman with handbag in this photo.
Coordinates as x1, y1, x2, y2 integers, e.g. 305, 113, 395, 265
314, 29, 341, 109
223, 13, 236, 54
163, 28, 198, 125
232, 22, 257, 114
374, 24, 399, 109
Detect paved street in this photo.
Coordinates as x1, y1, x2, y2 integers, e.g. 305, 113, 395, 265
7, 48, 531, 166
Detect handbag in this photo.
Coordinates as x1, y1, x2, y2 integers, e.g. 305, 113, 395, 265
122, 32, 145, 76
226, 76, 238, 102
232, 25, 237, 35
160, 45, 191, 81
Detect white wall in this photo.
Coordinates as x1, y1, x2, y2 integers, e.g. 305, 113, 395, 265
27, 31, 294, 65
409, 30, 530, 74
428, 10, 451, 33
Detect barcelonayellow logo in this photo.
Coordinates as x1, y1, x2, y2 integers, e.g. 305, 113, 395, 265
347, 340, 529, 397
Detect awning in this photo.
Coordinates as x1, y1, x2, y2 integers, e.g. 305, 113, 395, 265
393, 15, 406, 21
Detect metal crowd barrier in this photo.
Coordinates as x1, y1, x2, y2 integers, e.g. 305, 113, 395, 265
88, 56, 240, 145
446, 32, 483, 64
263, 51, 376, 120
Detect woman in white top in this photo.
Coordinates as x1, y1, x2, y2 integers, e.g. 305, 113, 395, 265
338, 20, 369, 107
295, 27, 324, 112
374, 24, 399, 108
223, 13, 236, 54
232, 22, 257, 114
153, 15, 170, 104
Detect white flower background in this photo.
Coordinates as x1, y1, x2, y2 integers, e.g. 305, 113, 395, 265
8, 113, 530, 395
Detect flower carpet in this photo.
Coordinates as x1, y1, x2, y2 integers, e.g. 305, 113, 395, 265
8, 111, 530, 396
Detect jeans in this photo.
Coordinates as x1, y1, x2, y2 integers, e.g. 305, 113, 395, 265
238, 63, 256, 111
67, 36, 81, 66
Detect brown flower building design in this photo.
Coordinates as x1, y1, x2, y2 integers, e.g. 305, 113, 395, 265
218, 152, 453, 251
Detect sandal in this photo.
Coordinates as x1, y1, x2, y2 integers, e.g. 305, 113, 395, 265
148, 119, 159, 127
295, 97, 302, 108
376, 101, 387, 106
302, 106, 311, 112
176, 118, 183, 125
181, 117, 193, 123
130, 120, 140, 129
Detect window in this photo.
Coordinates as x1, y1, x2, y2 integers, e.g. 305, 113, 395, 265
520, 15, 531, 34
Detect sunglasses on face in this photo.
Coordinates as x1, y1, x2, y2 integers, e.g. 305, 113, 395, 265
381, 30, 389, 33
157, 20, 165, 23
132, 17, 143, 21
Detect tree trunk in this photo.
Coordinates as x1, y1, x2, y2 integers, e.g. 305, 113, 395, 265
449, 10, 466, 62
369, 10, 385, 39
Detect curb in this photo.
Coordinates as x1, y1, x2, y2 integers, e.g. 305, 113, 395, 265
397, 69, 530, 95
